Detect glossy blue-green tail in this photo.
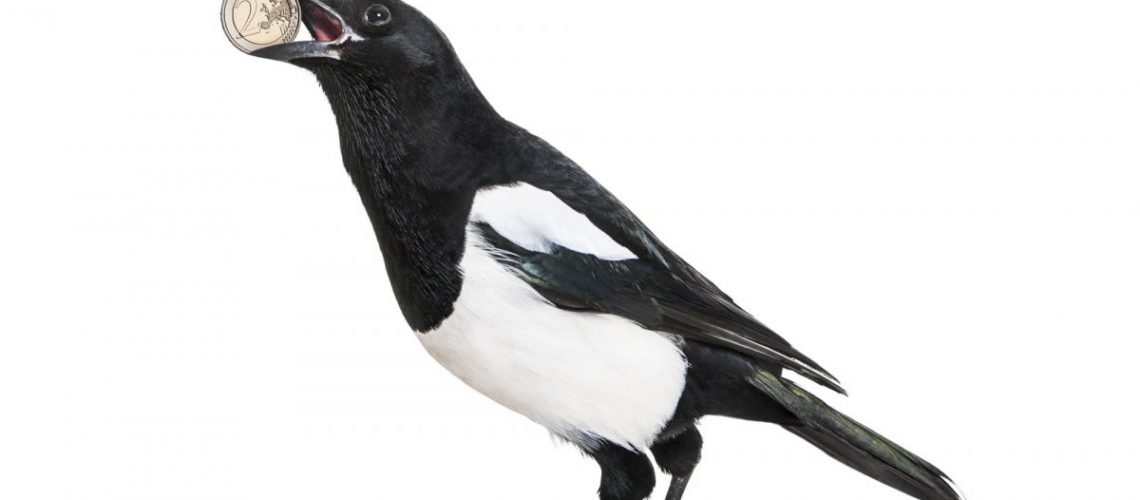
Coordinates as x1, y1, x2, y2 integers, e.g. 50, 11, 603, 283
749, 371, 963, 500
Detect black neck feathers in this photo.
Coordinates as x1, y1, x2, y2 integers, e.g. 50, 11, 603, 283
303, 58, 521, 331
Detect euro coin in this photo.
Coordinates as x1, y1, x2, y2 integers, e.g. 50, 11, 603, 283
221, 0, 301, 54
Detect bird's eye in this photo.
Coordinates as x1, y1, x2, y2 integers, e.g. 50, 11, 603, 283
364, 4, 393, 26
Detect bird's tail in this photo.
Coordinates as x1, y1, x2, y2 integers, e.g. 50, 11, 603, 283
749, 371, 963, 500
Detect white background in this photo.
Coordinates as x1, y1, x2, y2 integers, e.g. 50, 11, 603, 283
2, 1, 1138, 499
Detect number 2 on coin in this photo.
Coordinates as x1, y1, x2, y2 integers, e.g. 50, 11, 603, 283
234, 0, 257, 33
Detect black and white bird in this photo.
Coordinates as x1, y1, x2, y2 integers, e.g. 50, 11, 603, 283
251, 1, 962, 499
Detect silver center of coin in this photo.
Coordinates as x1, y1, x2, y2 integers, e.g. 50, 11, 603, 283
221, 0, 301, 54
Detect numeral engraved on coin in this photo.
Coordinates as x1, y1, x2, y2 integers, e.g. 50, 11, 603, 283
235, 0, 256, 33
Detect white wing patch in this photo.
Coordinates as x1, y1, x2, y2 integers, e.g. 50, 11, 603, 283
470, 183, 637, 261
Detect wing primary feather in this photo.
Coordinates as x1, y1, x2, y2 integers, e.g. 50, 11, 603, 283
662, 307, 846, 394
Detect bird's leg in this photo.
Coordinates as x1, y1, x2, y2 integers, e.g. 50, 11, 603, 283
664, 475, 691, 500
650, 427, 703, 500
585, 441, 656, 500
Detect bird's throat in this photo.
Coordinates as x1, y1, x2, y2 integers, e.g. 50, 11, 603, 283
306, 62, 511, 331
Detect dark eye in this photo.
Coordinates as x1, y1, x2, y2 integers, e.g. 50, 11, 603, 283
364, 4, 392, 26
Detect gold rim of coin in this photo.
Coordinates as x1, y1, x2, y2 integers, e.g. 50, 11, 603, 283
221, 0, 301, 54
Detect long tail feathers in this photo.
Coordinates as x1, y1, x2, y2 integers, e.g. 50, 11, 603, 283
749, 371, 963, 500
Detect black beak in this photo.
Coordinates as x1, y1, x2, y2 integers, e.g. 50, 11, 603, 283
252, 0, 354, 62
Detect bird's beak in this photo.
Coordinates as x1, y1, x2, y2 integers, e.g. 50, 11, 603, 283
252, 0, 357, 62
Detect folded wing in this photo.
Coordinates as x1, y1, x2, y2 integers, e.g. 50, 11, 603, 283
470, 176, 844, 394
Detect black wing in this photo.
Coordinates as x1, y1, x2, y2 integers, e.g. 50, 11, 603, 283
484, 161, 844, 394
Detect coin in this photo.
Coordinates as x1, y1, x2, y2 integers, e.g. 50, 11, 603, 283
221, 0, 301, 54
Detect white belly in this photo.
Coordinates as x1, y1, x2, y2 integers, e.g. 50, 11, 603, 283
416, 232, 688, 450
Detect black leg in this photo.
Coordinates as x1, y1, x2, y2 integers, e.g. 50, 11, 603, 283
663, 475, 691, 500
586, 441, 656, 500
650, 427, 703, 500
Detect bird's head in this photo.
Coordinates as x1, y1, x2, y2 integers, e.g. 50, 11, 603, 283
252, 0, 453, 74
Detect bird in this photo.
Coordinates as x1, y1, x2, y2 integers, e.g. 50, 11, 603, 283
249, 1, 963, 499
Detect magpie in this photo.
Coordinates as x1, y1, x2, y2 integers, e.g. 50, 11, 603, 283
251, 1, 962, 499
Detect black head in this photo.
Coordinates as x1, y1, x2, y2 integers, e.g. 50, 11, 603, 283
252, 0, 454, 74
251, 0, 484, 120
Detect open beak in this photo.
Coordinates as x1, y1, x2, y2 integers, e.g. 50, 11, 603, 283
252, 0, 355, 62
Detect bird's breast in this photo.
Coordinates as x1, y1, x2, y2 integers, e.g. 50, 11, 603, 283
416, 229, 688, 450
